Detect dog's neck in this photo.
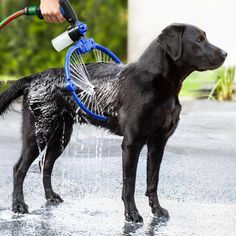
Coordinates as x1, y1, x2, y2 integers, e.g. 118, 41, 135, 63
137, 44, 193, 99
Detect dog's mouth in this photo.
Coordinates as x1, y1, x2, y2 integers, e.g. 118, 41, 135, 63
210, 50, 228, 70
197, 51, 227, 72
210, 57, 227, 70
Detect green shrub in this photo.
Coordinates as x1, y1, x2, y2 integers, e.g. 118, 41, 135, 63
181, 71, 216, 97
0, 0, 127, 77
208, 66, 235, 101
0, 76, 17, 93
0, 81, 10, 93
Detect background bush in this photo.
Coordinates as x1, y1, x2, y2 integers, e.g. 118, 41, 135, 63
208, 66, 235, 101
0, 0, 127, 77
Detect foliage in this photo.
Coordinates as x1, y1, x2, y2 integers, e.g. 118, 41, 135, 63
180, 70, 217, 97
208, 66, 235, 101
180, 67, 236, 100
0, 75, 17, 93
0, 81, 9, 93
0, 0, 127, 77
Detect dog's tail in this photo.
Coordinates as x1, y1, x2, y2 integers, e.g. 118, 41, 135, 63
0, 76, 31, 115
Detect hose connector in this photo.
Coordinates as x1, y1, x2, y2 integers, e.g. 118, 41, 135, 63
24, 6, 37, 15
24, 6, 43, 19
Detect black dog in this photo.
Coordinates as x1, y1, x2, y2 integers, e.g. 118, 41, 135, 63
0, 23, 227, 223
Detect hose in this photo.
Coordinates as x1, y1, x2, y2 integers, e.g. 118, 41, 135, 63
0, 8, 26, 30
0, 2, 75, 30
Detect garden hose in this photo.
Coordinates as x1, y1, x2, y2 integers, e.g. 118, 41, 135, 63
0, 6, 42, 30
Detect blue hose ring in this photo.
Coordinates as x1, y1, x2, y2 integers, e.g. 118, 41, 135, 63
64, 39, 121, 121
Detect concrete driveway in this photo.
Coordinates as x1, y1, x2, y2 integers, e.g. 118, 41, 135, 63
0, 100, 236, 236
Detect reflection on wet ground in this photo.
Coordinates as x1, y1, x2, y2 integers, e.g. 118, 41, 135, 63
1, 100, 236, 235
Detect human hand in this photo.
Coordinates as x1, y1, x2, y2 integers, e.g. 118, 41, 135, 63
40, 0, 65, 23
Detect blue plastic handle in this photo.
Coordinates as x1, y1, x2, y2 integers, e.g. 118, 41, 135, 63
60, 7, 65, 16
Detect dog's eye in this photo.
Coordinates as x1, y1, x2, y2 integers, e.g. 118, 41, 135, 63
197, 35, 205, 44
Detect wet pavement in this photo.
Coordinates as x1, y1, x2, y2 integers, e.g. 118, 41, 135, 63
0, 100, 236, 236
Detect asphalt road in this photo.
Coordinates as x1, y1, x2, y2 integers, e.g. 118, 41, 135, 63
0, 100, 236, 236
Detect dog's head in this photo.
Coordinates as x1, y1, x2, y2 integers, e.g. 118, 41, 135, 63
157, 23, 227, 71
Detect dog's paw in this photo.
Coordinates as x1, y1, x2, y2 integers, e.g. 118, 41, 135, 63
12, 201, 29, 214
152, 206, 169, 219
125, 211, 143, 224
46, 192, 64, 205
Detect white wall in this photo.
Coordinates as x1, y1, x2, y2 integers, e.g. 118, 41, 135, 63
128, 0, 235, 65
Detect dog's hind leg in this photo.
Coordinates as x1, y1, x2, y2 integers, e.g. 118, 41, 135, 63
43, 114, 73, 204
12, 106, 39, 213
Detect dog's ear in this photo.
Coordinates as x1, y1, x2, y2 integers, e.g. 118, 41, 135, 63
157, 24, 185, 61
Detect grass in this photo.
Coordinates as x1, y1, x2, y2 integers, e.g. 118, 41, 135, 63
0, 75, 17, 93
0, 75, 17, 81
180, 70, 219, 97
208, 66, 235, 100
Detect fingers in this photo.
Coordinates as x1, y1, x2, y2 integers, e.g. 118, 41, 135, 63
40, 0, 65, 23
42, 11, 65, 23
43, 12, 65, 23
56, 12, 65, 23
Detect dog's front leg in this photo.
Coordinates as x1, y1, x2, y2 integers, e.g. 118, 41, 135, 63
145, 136, 169, 219
121, 137, 144, 223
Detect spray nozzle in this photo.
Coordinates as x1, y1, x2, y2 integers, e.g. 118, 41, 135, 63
59, 0, 78, 25
25, 1, 87, 52
52, 0, 88, 51
25, 0, 78, 25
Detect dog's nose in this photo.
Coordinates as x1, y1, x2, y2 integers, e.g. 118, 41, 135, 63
221, 50, 228, 58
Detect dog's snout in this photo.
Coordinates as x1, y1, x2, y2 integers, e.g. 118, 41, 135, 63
221, 50, 228, 58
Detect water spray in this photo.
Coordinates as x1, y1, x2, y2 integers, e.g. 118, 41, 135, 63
0, 0, 121, 121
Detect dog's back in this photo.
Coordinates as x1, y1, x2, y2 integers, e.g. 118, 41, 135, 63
0, 63, 126, 148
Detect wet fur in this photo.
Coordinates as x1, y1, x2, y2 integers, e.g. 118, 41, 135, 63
0, 23, 226, 222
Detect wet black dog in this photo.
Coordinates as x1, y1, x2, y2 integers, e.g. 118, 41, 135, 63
0, 23, 227, 223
